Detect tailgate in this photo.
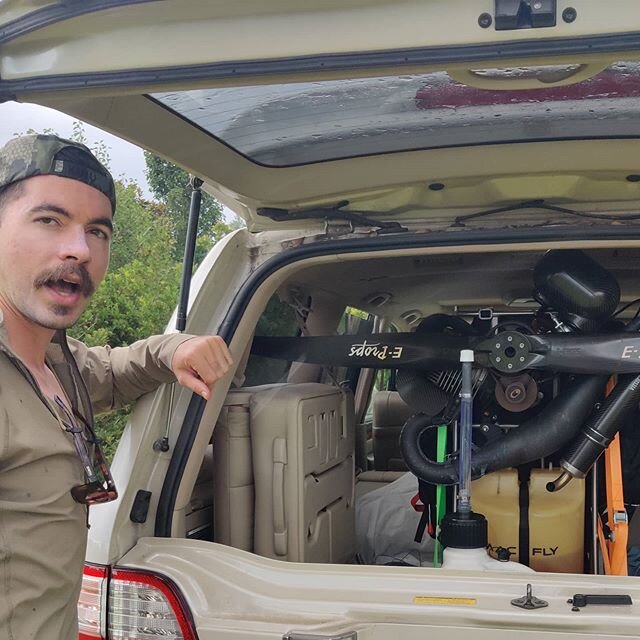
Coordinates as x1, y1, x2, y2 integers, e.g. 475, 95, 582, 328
119, 539, 640, 639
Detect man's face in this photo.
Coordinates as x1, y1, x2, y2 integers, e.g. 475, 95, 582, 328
0, 174, 113, 331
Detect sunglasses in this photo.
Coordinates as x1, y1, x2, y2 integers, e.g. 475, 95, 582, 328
54, 395, 118, 505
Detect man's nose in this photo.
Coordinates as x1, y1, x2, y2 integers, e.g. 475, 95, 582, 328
59, 227, 91, 262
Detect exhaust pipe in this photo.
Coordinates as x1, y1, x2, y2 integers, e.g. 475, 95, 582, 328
548, 373, 640, 492
400, 375, 607, 486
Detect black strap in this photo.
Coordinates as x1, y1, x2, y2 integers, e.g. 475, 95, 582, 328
414, 479, 437, 542
414, 507, 430, 543
518, 466, 531, 566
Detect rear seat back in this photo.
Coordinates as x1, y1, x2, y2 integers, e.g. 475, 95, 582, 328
186, 444, 214, 539
251, 383, 355, 563
213, 384, 285, 551
371, 391, 412, 471
213, 383, 356, 564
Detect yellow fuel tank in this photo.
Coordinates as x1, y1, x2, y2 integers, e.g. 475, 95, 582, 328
472, 468, 585, 573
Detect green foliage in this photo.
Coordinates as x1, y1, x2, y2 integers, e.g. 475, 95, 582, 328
69, 181, 181, 347
254, 296, 299, 338
143, 152, 189, 200
70, 120, 112, 168
94, 407, 132, 461
144, 152, 223, 258
19, 122, 112, 168
243, 296, 298, 387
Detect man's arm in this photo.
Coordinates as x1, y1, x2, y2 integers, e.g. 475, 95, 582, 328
68, 334, 233, 414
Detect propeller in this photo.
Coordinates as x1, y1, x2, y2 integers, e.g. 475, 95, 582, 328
251, 330, 640, 375
251, 333, 475, 371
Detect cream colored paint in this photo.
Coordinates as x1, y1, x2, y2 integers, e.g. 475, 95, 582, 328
4, 0, 640, 79
121, 538, 640, 639
86, 228, 256, 564
21, 90, 640, 230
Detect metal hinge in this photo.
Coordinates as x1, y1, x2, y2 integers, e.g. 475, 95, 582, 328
323, 219, 356, 237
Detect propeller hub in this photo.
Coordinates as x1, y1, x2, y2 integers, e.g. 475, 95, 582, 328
487, 331, 533, 373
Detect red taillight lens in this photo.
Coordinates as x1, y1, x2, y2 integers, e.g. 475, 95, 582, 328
78, 563, 109, 639
78, 564, 197, 640
109, 569, 198, 640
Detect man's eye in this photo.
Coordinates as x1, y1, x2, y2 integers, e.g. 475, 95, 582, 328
89, 228, 110, 241
37, 217, 58, 225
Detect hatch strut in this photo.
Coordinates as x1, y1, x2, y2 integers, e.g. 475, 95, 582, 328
257, 200, 408, 233
153, 176, 203, 452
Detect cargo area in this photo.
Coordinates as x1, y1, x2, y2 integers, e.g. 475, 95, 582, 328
183, 244, 640, 581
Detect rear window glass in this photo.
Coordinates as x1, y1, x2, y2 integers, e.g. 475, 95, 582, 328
150, 61, 640, 167
243, 295, 298, 387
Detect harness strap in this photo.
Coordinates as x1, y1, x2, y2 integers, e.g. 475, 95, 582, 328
605, 432, 629, 575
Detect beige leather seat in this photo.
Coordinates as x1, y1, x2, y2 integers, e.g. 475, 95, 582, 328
186, 444, 214, 539
214, 383, 356, 564
213, 384, 286, 551
371, 391, 412, 471
355, 470, 406, 498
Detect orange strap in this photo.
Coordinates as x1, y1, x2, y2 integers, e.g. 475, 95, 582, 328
600, 377, 628, 576
605, 432, 628, 575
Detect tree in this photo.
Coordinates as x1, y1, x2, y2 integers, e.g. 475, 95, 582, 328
144, 152, 223, 259
19, 121, 112, 168
69, 181, 180, 347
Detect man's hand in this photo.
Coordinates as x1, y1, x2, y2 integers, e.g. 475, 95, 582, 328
171, 335, 233, 400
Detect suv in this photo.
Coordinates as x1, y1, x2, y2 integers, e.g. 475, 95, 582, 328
3, 2, 640, 638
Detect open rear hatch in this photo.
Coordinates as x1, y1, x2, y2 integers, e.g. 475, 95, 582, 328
7, 3, 640, 639
4, 1, 640, 231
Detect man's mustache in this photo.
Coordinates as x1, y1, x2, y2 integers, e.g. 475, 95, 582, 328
34, 264, 95, 298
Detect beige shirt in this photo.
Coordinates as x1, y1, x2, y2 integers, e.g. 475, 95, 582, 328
0, 322, 192, 640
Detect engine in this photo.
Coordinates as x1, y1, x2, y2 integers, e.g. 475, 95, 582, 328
396, 249, 640, 573
398, 249, 627, 485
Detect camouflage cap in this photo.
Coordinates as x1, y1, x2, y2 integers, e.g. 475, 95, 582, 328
0, 134, 116, 213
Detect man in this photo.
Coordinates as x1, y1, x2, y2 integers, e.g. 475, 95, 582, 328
0, 134, 233, 639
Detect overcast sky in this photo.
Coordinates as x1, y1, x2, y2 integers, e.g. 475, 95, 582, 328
0, 100, 245, 224
0, 101, 153, 195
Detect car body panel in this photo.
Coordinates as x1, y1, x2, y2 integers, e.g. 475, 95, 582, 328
121, 538, 640, 639
3, 0, 640, 79
85, 227, 264, 564
4, 2, 640, 230
15, 92, 640, 233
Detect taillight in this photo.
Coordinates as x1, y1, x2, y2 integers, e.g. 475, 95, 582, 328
109, 568, 198, 640
78, 563, 109, 639
78, 564, 197, 640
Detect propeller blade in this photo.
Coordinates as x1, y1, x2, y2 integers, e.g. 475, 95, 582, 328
477, 331, 640, 375
531, 333, 640, 374
251, 333, 475, 370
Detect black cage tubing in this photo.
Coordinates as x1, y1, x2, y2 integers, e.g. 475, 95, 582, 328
154, 224, 640, 536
